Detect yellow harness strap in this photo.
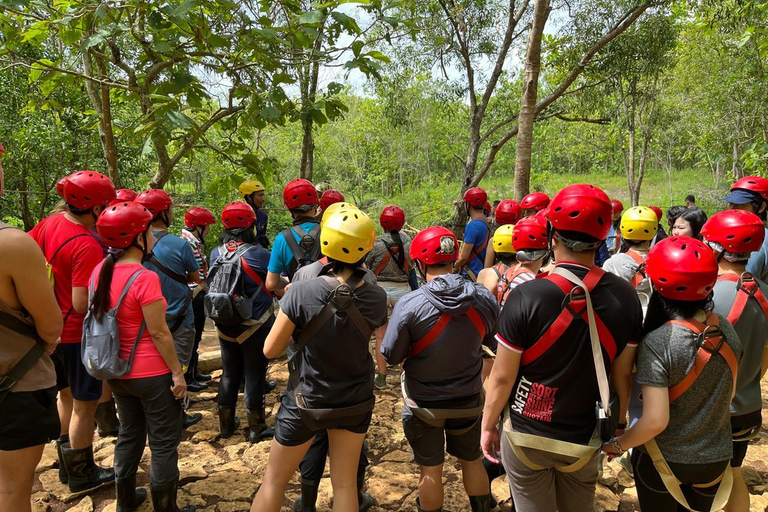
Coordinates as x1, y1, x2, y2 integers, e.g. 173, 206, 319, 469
215, 307, 274, 344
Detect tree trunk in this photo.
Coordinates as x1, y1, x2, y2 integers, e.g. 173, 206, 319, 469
82, 49, 120, 186
299, 114, 315, 180
732, 139, 740, 179
635, 133, 649, 206
626, 114, 637, 204
450, 119, 483, 234
299, 22, 325, 181
513, 0, 551, 201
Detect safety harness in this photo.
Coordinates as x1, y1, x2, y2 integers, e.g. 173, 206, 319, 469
287, 267, 376, 430
504, 266, 617, 473
282, 220, 322, 280
401, 305, 488, 435
644, 312, 738, 512
146, 232, 193, 333
491, 262, 534, 307
0, 308, 45, 406
464, 217, 491, 282
373, 239, 410, 277
626, 250, 647, 288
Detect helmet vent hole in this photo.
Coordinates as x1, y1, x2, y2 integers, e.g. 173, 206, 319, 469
681, 243, 687, 250
727, 235, 735, 239
554, 207, 562, 212
358, 247, 364, 252
745, 237, 752, 243
706, 286, 712, 291
119, 232, 127, 237
342, 248, 350, 254
676, 286, 687, 292
644, 229, 649, 233
323, 241, 329, 246
659, 277, 668, 283
569, 211, 579, 218
694, 250, 700, 258
597, 217, 604, 225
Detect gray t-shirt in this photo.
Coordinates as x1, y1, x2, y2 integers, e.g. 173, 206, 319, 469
602, 251, 652, 311
364, 231, 412, 283
712, 277, 768, 416
636, 315, 742, 464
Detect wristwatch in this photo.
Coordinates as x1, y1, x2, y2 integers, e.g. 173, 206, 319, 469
609, 437, 625, 456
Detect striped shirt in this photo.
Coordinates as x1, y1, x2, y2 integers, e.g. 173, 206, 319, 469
181, 229, 208, 285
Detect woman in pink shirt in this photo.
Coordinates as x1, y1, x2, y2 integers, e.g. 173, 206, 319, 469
90, 202, 192, 512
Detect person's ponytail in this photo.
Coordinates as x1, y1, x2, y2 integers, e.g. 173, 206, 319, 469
390, 230, 406, 269
91, 254, 117, 322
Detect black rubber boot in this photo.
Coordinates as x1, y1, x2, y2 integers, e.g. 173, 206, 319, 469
357, 476, 374, 512
293, 479, 319, 512
60, 442, 115, 493
247, 409, 275, 443
191, 357, 211, 382
185, 375, 208, 393
218, 406, 240, 439
116, 474, 147, 512
469, 494, 492, 512
265, 380, 277, 393
95, 399, 120, 437
182, 412, 202, 429
150, 479, 195, 512
416, 497, 442, 512
56, 435, 69, 484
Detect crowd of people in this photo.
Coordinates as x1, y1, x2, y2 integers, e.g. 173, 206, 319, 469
1, 165, 768, 512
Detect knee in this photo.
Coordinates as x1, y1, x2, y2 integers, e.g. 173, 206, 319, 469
419, 466, 443, 486
73, 399, 99, 415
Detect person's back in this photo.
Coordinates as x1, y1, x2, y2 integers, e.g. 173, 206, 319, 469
145, 231, 198, 327
366, 231, 412, 283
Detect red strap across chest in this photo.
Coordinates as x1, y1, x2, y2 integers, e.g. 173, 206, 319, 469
240, 256, 270, 298
718, 273, 768, 326
666, 313, 738, 403
374, 252, 392, 276
521, 266, 617, 366
408, 306, 487, 359
626, 250, 646, 288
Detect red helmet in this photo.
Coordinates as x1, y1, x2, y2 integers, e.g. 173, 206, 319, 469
97, 202, 153, 249
611, 199, 624, 214
547, 184, 612, 241
320, 189, 345, 211
646, 236, 718, 301
701, 210, 765, 254
185, 207, 216, 228
521, 192, 550, 212
463, 187, 487, 208
513, 216, 548, 251
495, 200, 522, 225
535, 208, 548, 219
112, 189, 138, 205
56, 176, 68, 198
135, 189, 173, 217
380, 205, 406, 231
649, 206, 663, 222
283, 179, 319, 210
732, 176, 768, 201
221, 202, 255, 229
484, 201, 492, 215
410, 226, 458, 265
62, 171, 116, 210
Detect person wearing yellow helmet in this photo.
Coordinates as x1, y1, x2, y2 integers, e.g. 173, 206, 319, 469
238, 180, 270, 248
251, 208, 387, 512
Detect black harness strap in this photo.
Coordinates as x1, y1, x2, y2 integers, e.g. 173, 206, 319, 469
148, 232, 193, 332
0, 310, 45, 405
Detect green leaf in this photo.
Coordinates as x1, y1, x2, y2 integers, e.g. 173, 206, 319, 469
331, 11, 361, 34
165, 110, 196, 130
259, 105, 282, 120
208, 34, 228, 48
297, 9, 325, 25
364, 50, 390, 63
352, 40, 364, 57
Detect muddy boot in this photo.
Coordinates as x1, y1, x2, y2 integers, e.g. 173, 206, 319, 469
95, 399, 120, 437
416, 498, 442, 512
182, 412, 202, 429
357, 476, 374, 512
469, 494, 491, 512
150, 479, 195, 512
116, 474, 147, 512
218, 406, 240, 439
60, 442, 115, 493
247, 409, 275, 443
56, 435, 69, 484
293, 479, 319, 512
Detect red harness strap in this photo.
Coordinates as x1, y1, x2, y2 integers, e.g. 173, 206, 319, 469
521, 266, 617, 366
626, 250, 646, 288
717, 273, 768, 326
373, 245, 410, 276
495, 263, 535, 306
408, 306, 486, 359
666, 314, 738, 403
240, 257, 270, 298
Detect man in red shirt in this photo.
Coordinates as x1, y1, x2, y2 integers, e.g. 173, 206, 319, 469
29, 170, 117, 493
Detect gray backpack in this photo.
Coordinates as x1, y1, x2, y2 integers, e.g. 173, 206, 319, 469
81, 270, 146, 380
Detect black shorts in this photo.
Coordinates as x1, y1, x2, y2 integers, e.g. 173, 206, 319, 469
274, 394, 372, 447
731, 411, 762, 468
0, 387, 60, 451
51, 343, 102, 401
402, 406, 482, 466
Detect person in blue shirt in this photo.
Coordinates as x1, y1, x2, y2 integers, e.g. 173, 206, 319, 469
265, 179, 321, 297
136, 189, 202, 429
239, 180, 270, 249
456, 187, 491, 281
722, 177, 768, 282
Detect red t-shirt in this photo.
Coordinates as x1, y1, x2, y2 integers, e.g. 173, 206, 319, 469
90, 261, 170, 379
29, 213, 104, 344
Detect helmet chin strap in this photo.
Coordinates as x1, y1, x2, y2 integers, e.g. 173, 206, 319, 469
195, 226, 206, 244
159, 210, 171, 228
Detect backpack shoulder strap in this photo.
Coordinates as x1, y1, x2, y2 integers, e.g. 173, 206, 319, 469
147, 254, 187, 286
470, 218, 491, 260
282, 227, 306, 264
626, 250, 646, 287
112, 270, 146, 312
373, 251, 392, 276
49, 233, 90, 263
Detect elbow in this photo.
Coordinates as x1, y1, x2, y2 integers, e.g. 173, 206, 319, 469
645, 415, 669, 437
38, 318, 63, 344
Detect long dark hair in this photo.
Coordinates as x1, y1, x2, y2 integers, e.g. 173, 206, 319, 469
676, 208, 708, 239
91, 253, 118, 322
389, 230, 406, 269
619, 238, 645, 254
219, 226, 257, 245
643, 291, 713, 336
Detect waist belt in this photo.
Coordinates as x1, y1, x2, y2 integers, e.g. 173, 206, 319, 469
401, 373, 483, 435
645, 438, 733, 512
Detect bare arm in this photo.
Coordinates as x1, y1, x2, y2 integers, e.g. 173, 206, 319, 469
264, 310, 296, 359
71, 286, 89, 314
142, 299, 186, 399
481, 347, 521, 463
187, 270, 202, 286
610, 385, 669, 452
456, 242, 474, 270
610, 346, 636, 426
761, 342, 768, 379
266, 271, 288, 298
484, 245, 496, 268
476, 268, 499, 296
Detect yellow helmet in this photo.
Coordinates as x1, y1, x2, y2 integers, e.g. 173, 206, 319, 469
238, 180, 265, 198
321, 201, 359, 228
620, 206, 659, 241
492, 224, 516, 254
321, 209, 376, 263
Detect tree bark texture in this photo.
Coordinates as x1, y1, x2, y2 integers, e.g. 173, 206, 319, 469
82, 49, 120, 187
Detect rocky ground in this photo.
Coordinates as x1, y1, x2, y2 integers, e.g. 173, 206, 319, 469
30, 325, 768, 512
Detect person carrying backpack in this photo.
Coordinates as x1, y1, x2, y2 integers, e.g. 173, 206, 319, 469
136, 189, 202, 429
722, 176, 768, 281
29, 170, 117, 493
250, 208, 387, 512
206, 202, 276, 443
480, 184, 642, 512
239, 180, 270, 249
365, 205, 413, 388
180, 207, 217, 392
602, 236, 742, 512
457, 187, 491, 281
701, 210, 768, 512
88, 201, 191, 512
265, 179, 321, 297
483, 199, 522, 268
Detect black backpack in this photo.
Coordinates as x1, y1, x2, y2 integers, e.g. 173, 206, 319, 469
205, 243, 267, 325
282, 221, 322, 280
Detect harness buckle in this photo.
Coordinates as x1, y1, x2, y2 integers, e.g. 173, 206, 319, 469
294, 392, 308, 409
562, 287, 587, 317
697, 325, 725, 354
299, 234, 315, 251
738, 272, 757, 297
330, 284, 355, 310
0, 374, 18, 393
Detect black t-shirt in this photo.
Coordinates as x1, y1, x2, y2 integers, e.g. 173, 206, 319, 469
280, 267, 388, 411
496, 263, 643, 444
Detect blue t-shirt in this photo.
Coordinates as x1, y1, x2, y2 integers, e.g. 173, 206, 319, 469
267, 220, 321, 276
255, 208, 269, 248
144, 231, 199, 326
463, 217, 490, 277
210, 243, 273, 320
746, 228, 768, 281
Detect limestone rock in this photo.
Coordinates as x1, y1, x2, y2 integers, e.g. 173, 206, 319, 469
68, 496, 94, 512
31, 492, 51, 512
595, 484, 620, 512
216, 501, 251, 512
192, 429, 220, 443
36, 443, 58, 472
184, 471, 259, 502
